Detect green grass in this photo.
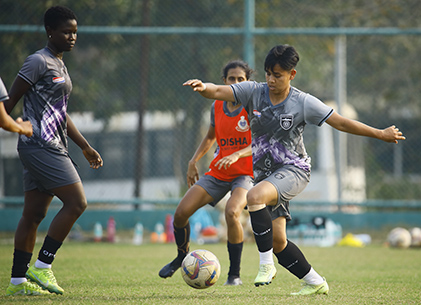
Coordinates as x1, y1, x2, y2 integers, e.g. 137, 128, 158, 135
0, 240, 420, 304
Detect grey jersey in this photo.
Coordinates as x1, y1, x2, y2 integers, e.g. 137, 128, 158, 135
0, 77, 9, 102
17, 47, 72, 153
231, 81, 333, 183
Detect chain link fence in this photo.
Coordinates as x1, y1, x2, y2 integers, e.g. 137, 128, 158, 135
0, 0, 420, 202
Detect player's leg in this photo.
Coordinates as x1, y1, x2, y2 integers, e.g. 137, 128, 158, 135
26, 182, 87, 295
269, 166, 328, 295
223, 186, 248, 285
159, 184, 213, 278
7, 189, 53, 296
247, 181, 278, 286
272, 217, 328, 296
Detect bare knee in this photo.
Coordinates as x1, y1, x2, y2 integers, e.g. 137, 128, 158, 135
173, 207, 190, 228
22, 210, 47, 226
67, 197, 87, 217
225, 205, 241, 225
246, 188, 263, 206
76, 198, 87, 215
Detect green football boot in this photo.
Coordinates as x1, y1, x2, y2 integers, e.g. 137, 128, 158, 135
6, 281, 50, 296
291, 278, 329, 296
26, 265, 64, 295
254, 264, 277, 287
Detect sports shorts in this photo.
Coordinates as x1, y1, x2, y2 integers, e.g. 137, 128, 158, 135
263, 165, 310, 221
195, 174, 254, 207
18, 147, 81, 194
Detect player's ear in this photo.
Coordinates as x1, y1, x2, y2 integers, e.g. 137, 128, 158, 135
290, 69, 297, 80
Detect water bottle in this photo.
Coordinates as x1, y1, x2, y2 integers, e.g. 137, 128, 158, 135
107, 216, 116, 243
133, 222, 144, 245
94, 222, 103, 242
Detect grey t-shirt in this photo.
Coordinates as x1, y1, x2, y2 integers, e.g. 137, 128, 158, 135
231, 81, 333, 182
17, 47, 72, 153
0, 77, 9, 102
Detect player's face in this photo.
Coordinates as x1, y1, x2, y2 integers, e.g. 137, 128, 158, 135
223, 67, 248, 85
265, 64, 296, 94
48, 19, 78, 53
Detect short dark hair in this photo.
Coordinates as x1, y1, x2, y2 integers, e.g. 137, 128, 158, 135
222, 60, 254, 80
44, 6, 77, 30
264, 45, 299, 72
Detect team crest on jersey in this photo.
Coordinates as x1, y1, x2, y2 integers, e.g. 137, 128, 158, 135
280, 114, 293, 130
52, 77, 65, 84
235, 116, 250, 132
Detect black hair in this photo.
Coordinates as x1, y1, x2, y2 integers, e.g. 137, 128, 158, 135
222, 60, 254, 81
264, 45, 299, 73
44, 6, 77, 30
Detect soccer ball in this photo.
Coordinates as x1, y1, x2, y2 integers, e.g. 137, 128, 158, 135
409, 227, 421, 247
387, 227, 411, 248
181, 249, 221, 289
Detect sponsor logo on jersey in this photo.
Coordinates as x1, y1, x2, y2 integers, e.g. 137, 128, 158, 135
235, 116, 250, 132
52, 76, 65, 83
253, 109, 261, 117
220, 137, 248, 147
280, 114, 293, 130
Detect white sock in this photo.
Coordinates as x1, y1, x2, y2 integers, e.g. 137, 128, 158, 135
35, 259, 51, 269
302, 267, 324, 285
259, 249, 274, 265
10, 277, 27, 285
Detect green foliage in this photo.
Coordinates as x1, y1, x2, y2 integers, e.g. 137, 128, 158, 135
0, 241, 420, 304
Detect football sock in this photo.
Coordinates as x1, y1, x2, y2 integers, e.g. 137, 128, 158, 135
11, 249, 32, 278
10, 277, 27, 285
227, 241, 243, 277
35, 259, 51, 269
302, 267, 324, 285
259, 249, 274, 265
274, 240, 311, 279
174, 223, 190, 261
38, 235, 62, 265
249, 208, 273, 252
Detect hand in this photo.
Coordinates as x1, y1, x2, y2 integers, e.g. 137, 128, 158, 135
16, 118, 33, 137
82, 147, 103, 169
382, 125, 406, 144
183, 79, 206, 92
214, 152, 240, 170
187, 161, 199, 188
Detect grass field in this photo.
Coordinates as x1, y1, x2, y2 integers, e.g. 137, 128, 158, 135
0, 239, 420, 304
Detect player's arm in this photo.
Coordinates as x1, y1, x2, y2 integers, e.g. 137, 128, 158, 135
183, 79, 235, 102
214, 144, 252, 170
67, 114, 103, 169
325, 111, 405, 144
187, 125, 216, 187
0, 102, 33, 136
4, 76, 31, 114
1, 77, 33, 136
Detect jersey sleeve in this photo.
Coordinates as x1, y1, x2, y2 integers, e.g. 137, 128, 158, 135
303, 93, 334, 126
210, 101, 216, 127
0, 77, 9, 102
18, 53, 46, 86
230, 81, 260, 111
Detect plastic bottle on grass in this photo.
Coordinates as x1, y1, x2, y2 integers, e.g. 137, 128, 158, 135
94, 222, 103, 242
107, 216, 116, 243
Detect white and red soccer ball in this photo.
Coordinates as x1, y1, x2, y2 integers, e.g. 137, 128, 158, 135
181, 249, 221, 289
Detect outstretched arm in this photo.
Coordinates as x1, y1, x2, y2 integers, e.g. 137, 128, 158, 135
325, 112, 405, 144
214, 144, 252, 170
183, 79, 235, 102
187, 125, 216, 187
67, 114, 103, 169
